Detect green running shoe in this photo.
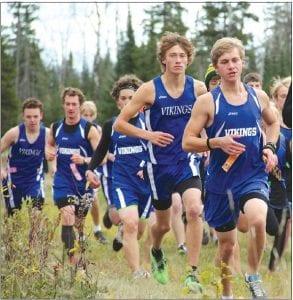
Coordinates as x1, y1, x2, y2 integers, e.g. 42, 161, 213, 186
150, 248, 168, 284
184, 270, 203, 294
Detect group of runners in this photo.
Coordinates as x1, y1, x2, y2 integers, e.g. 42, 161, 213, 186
1, 32, 291, 300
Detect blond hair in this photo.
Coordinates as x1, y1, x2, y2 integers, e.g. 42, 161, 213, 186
81, 101, 97, 119
211, 37, 245, 66
270, 76, 291, 99
157, 31, 195, 72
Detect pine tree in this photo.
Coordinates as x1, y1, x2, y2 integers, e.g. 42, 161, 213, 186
8, 3, 45, 100
262, 3, 292, 92
192, 2, 258, 80
115, 6, 137, 77
1, 28, 20, 132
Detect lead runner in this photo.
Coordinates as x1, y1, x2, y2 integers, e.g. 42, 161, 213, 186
182, 37, 279, 299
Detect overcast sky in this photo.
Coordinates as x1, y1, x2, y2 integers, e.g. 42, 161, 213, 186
1, 2, 267, 71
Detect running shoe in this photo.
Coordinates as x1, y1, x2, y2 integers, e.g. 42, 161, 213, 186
112, 223, 123, 251
150, 247, 168, 284
103, 209, 112, 229
133, 268, 151, 279
184, 270, 203, 294
202, 228, 209, 245
177, 244, 187, 255
245, 273, 267, 299
94, 230, 108, 244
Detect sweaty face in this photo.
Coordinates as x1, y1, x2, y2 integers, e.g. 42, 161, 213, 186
116, 89, 135, 110
162, 45, 188, 74
23, 108, 43, 132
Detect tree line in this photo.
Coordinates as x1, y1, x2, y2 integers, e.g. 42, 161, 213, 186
1, 2, 291, 133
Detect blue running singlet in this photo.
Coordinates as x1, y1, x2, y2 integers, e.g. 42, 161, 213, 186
205, 84, 267, 195
145, 75, 196, 165
4, 123, 46, 209
53, 118, 93, 200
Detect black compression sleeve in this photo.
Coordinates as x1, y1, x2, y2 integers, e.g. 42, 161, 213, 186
88, 119, 113, 170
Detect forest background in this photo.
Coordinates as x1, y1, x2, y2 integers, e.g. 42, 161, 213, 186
1, 2, 292, 133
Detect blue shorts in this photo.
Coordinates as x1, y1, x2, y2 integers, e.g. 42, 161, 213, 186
112, 175, 152, 219
204, 179, 269, 230
2, 177, 45, 213
100, 174, 114, 206
146, 154, 200, 202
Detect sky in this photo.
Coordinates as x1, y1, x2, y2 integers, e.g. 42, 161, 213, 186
1, 2, 268, 71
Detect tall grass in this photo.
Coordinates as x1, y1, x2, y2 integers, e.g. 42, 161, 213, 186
1, 175, 291, 299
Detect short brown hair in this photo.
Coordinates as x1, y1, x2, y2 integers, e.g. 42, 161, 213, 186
211, 37, 245, 66
111, 74, 143, 101
22, 97, 43, 112
61, 87, 85, 105
243, 72, 262, 84
157, 32, 195, 72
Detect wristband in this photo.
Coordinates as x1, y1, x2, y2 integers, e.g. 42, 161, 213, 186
207, 138, 212, 150
263, 142, 277, 154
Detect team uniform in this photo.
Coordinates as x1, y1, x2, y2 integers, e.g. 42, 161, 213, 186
267, 133, 291, 270
145, 75, 201, 208
280, 126, 292, 141
89, 118, 115, 208
205, 84, 269, 231
3, 123, 46, 215
112, 113, 152, 219
52, 118, 94, 214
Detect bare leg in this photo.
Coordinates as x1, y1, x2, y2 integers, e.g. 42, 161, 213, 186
151, 208, 171, 250
243, 199, 267, 274
143, 212, 156, 265
216, 229, 237, 297
171, 192, 186, 249
90, 195, 100, 227
183, 188, 203, 267
119, 206, 140, 273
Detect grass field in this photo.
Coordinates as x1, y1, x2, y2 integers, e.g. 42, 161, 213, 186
1, 174, 292, 299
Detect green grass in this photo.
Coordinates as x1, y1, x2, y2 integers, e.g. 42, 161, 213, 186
1, 174, 291, 299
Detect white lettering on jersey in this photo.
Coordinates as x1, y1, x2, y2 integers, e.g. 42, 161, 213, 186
224, 127, 257, 136
161, 104, 192, 116
18, 148, 42, 156
117, 146, 143, 155
59, 147, 80, 155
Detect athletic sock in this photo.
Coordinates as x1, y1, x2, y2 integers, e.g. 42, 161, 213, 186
221, 295, 233, 299
61, 225, 75, 252
190, 266, 197, 272
93, 224, 101, 233
151, 247, 163, 261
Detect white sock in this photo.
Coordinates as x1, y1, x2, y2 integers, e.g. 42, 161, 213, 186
221, 295, 233, 299
94, 224, 101, 233
78, 234, 86, 241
